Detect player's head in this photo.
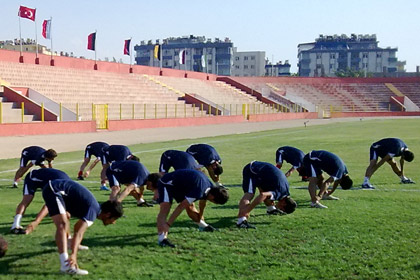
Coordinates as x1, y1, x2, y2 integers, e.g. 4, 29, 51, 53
277, 196, 297, 214
402, 150, 414, 162
44, 149, 57, 161
207, 187, 229, 204
212, 163, 223, 176
146, 173, 163, 190
100, 200, 124, 225
0, 236, 8, 258
340, 174, 353, 190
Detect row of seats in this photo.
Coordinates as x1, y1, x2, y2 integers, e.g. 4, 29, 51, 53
231, 77, 420, 112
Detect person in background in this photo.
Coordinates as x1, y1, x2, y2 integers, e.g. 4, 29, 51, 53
362, 138, 415, 189
13, 146, 57, 188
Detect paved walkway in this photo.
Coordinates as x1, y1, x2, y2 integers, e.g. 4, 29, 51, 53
1, 116, 417, 159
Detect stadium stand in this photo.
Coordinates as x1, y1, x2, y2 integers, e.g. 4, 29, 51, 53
227, 77, 420, 113
1, 51, 420, 126
0, 61, 204, 120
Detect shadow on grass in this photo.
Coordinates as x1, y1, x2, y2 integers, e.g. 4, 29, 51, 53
414, 264, 420, 270
0, 248, 56, 275
82, 233, 157, 248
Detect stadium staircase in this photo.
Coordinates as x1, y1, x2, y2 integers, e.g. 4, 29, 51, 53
0, 86, 38, 123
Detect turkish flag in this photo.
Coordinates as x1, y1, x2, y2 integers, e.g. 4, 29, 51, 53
18, 6, 36, 21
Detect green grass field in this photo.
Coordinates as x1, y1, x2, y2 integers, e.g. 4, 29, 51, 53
0, 118, 419, 279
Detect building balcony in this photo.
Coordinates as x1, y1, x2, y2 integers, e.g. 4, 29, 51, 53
388, 57, 397, 63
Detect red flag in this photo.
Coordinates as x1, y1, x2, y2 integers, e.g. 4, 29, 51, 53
18, 6, 36, 21
42, 19, 51, 39
124, 39, 131, 55
87, 32, 96, 51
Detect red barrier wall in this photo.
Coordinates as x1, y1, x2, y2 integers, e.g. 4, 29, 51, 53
231, 76, 420, 84
248, 112, 318, 122
108, 115, 246, 131
0, 121, 96, 136
330, 112, 420, 118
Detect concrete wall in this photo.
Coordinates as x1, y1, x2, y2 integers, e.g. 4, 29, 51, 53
107, 115, 245, 131
0, 121, 96, 136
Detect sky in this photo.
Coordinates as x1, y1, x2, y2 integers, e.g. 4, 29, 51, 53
2, 0, 420, 73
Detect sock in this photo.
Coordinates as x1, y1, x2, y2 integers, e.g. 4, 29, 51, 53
363, 177, 370, 184
59, 252, 69, 268
158, 232, 166, 242
401, 175, 408, 180
13, 181, 18, 187
12, 214, 22, 229
266, 205, 276, 211
237, 217, 247, 225
138, 198, 145, 204
78, 171, 83, 177
196, 220, 209, 228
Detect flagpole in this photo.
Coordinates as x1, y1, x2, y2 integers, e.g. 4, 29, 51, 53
95, 30, 97, 63
34, 8, 39, 63
160, 43, 162, 72
50, 17, 54, 65
130, 37, 132, 68
18, 15, 23, 62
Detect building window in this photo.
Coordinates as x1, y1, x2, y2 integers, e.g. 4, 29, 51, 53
251, 65, 255, 69
330, 64, 334, 69
330, 53, 336, 59
363, 53, 368, 58
235, 65, 240, 69
244, 65, 248, 69
316, 53, 321, 59
244, 56, 248, 60
376, 53, 382, 58
251, 56, 255, 60
235, 56, 240, 61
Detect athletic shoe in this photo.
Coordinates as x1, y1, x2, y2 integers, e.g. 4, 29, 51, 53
266, 208, 286, 215
199, 225, 218, 232
137, 201, 154, 207
361, 183, 375, 189
401, 178, 415, 184
10, 227, 26, 234
11, 183, 18, 188
100, 185, 110, 191
60, 265, 89, 275
158, 239, 176, 248
322, 194, 339, 200
310, 202, 328, 209
77, 176, 84, 180
236, 220, 256, 229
